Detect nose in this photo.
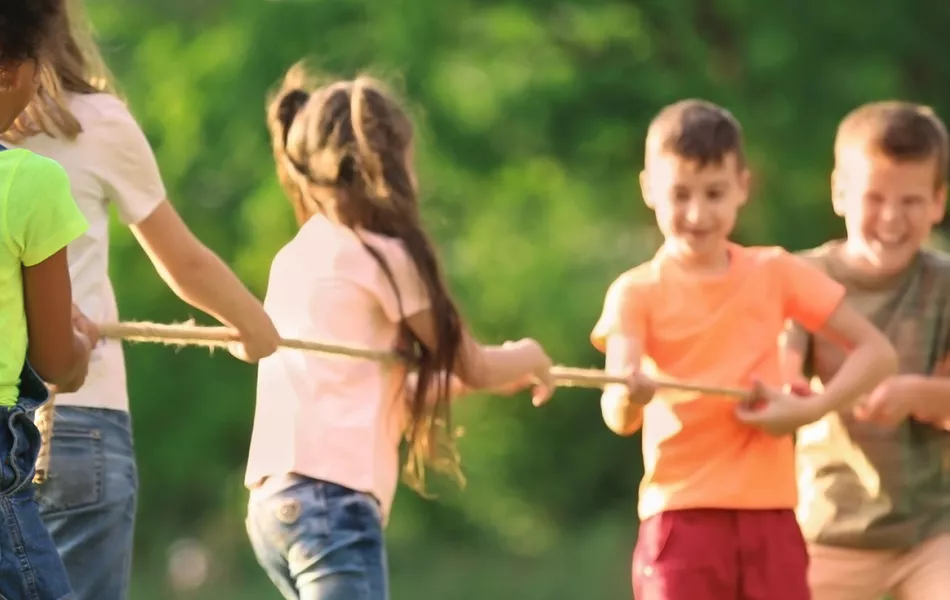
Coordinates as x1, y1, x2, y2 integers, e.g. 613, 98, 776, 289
878, 199, 901, 224
685, 200, 706, 225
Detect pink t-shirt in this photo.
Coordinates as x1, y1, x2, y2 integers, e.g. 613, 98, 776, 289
244, 215, 430, 521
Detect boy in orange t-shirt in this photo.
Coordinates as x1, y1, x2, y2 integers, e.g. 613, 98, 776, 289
592, 99, 898, 600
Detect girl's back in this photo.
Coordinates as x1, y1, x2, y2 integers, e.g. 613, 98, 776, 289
247, 214, 427, 515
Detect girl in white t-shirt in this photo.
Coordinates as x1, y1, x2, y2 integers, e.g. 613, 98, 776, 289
244, 64, 555, 600
2, 6, 281, 600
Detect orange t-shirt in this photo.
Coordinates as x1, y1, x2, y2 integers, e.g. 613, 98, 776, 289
591, 243, 846, 520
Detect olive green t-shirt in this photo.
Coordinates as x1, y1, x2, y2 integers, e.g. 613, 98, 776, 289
0, 148, 88, 406
789, 240, 950, 550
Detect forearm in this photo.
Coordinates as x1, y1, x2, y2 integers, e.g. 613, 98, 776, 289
32, 332, 89, 392
813, 337, 898, 414
459, 340, 541, 391
158, 246, 265, 333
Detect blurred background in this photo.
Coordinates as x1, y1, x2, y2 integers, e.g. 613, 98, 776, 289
81, 0, 950, 597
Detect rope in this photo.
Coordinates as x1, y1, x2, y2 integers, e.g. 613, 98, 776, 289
31, 319, 750, 485
97, 321, 751, 398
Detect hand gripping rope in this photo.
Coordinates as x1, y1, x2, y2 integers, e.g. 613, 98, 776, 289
31, 321, 751, 483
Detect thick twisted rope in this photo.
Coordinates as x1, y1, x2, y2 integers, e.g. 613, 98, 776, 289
32, 321, 750, 483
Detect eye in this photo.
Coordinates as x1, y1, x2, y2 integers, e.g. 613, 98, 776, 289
672, 187, 690, 202
706, 188, 725, 202
863, 194, 884, 207
902, 195, 926, 208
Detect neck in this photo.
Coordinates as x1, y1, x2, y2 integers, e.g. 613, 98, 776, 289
662, 240, 731, 275
836, 240, 919, 288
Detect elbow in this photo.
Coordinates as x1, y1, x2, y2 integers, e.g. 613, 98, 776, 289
601, 393, 643, 436
28, 333, 89, 393
605, 418, 642, 437
160, 249, 213, 299
29, 352, 84, 392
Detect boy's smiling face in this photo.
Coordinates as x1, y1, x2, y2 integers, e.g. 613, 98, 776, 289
834, 147, 946, 276
641, 151, 750, 270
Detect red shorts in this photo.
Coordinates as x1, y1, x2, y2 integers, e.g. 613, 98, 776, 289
632, 508, 810, 600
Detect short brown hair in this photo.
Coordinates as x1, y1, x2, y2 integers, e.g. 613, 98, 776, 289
835, 101, 949, 187
645, 99, 745, 168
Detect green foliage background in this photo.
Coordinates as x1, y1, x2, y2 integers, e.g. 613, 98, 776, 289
74, 0, 949, 597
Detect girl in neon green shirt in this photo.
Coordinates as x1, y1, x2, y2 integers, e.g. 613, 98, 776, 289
0, 2, 97, 598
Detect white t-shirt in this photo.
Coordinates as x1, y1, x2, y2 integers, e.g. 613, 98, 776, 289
13, 93, 166, 411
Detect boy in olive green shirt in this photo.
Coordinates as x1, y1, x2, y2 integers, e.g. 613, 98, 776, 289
785, 101, 950, 600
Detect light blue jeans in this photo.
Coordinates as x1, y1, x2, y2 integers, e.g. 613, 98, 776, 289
246, 475, 389, 600
34, 407, 137, 600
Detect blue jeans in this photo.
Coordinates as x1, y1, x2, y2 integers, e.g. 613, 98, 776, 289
0, 362, 74, 600
35, 407, 137, 600
246, 475, 389, 600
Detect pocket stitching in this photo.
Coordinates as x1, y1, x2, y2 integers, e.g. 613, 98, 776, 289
35, 429, 104, 516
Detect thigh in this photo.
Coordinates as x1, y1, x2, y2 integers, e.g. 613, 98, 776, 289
737, 510, 810, 600
36, 408, 138, 600
246, 508, 301, 600
893, 534, 950, 600
633, 509, 738, 600
807, 543, 891, 600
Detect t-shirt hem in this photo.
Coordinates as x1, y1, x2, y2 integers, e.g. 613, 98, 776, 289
639, 500, 797, 521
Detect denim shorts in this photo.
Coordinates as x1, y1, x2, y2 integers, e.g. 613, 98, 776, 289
246, 474, 388, 600
0, 362, 74, 600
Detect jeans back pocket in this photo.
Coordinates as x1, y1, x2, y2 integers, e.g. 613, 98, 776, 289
35, 427, 104, 515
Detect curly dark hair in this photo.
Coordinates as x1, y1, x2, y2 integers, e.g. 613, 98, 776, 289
0, 0, 60, 62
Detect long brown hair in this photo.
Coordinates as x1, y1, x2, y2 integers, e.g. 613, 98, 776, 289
4, 0, 117, 143
266, 64, 464, 491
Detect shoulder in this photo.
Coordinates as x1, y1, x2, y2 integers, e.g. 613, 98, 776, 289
920, 246, 950, 273
1, 149, 68, 185
918, 247, 950, 295
741, 243, 836, 273
604, 261, 658, 302
69, 93, 147, 143
68, 93, 135, 124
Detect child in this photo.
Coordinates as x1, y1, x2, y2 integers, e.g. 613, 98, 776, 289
783, 102, 950, 599
1, 4, 282, 598
243, 65, 556, 600
590, 99, 898, 600
0, 1, 96, 598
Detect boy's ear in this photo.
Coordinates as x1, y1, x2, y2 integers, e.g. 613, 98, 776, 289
932, 183, 947, 225
737, 168, 751, 206
831, 169, 846, 217
639, 170, 654, 209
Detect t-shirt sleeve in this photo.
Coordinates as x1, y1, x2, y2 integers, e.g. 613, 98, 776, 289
778, 250, 847, 332
371, 239, 432, 323
94, 97, 167, 224
590, 274, 648, 353
5, 152, 88, 266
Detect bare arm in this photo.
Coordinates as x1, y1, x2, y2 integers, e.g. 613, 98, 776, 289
808, 302, 898, 414
23, 249, 91, 391
130, 201, 280, 362
403, 309, 554, 403
600, 334, 653, 436
779, 320, 811, 390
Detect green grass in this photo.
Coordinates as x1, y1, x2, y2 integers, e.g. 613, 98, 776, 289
129, 515, 635, 600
